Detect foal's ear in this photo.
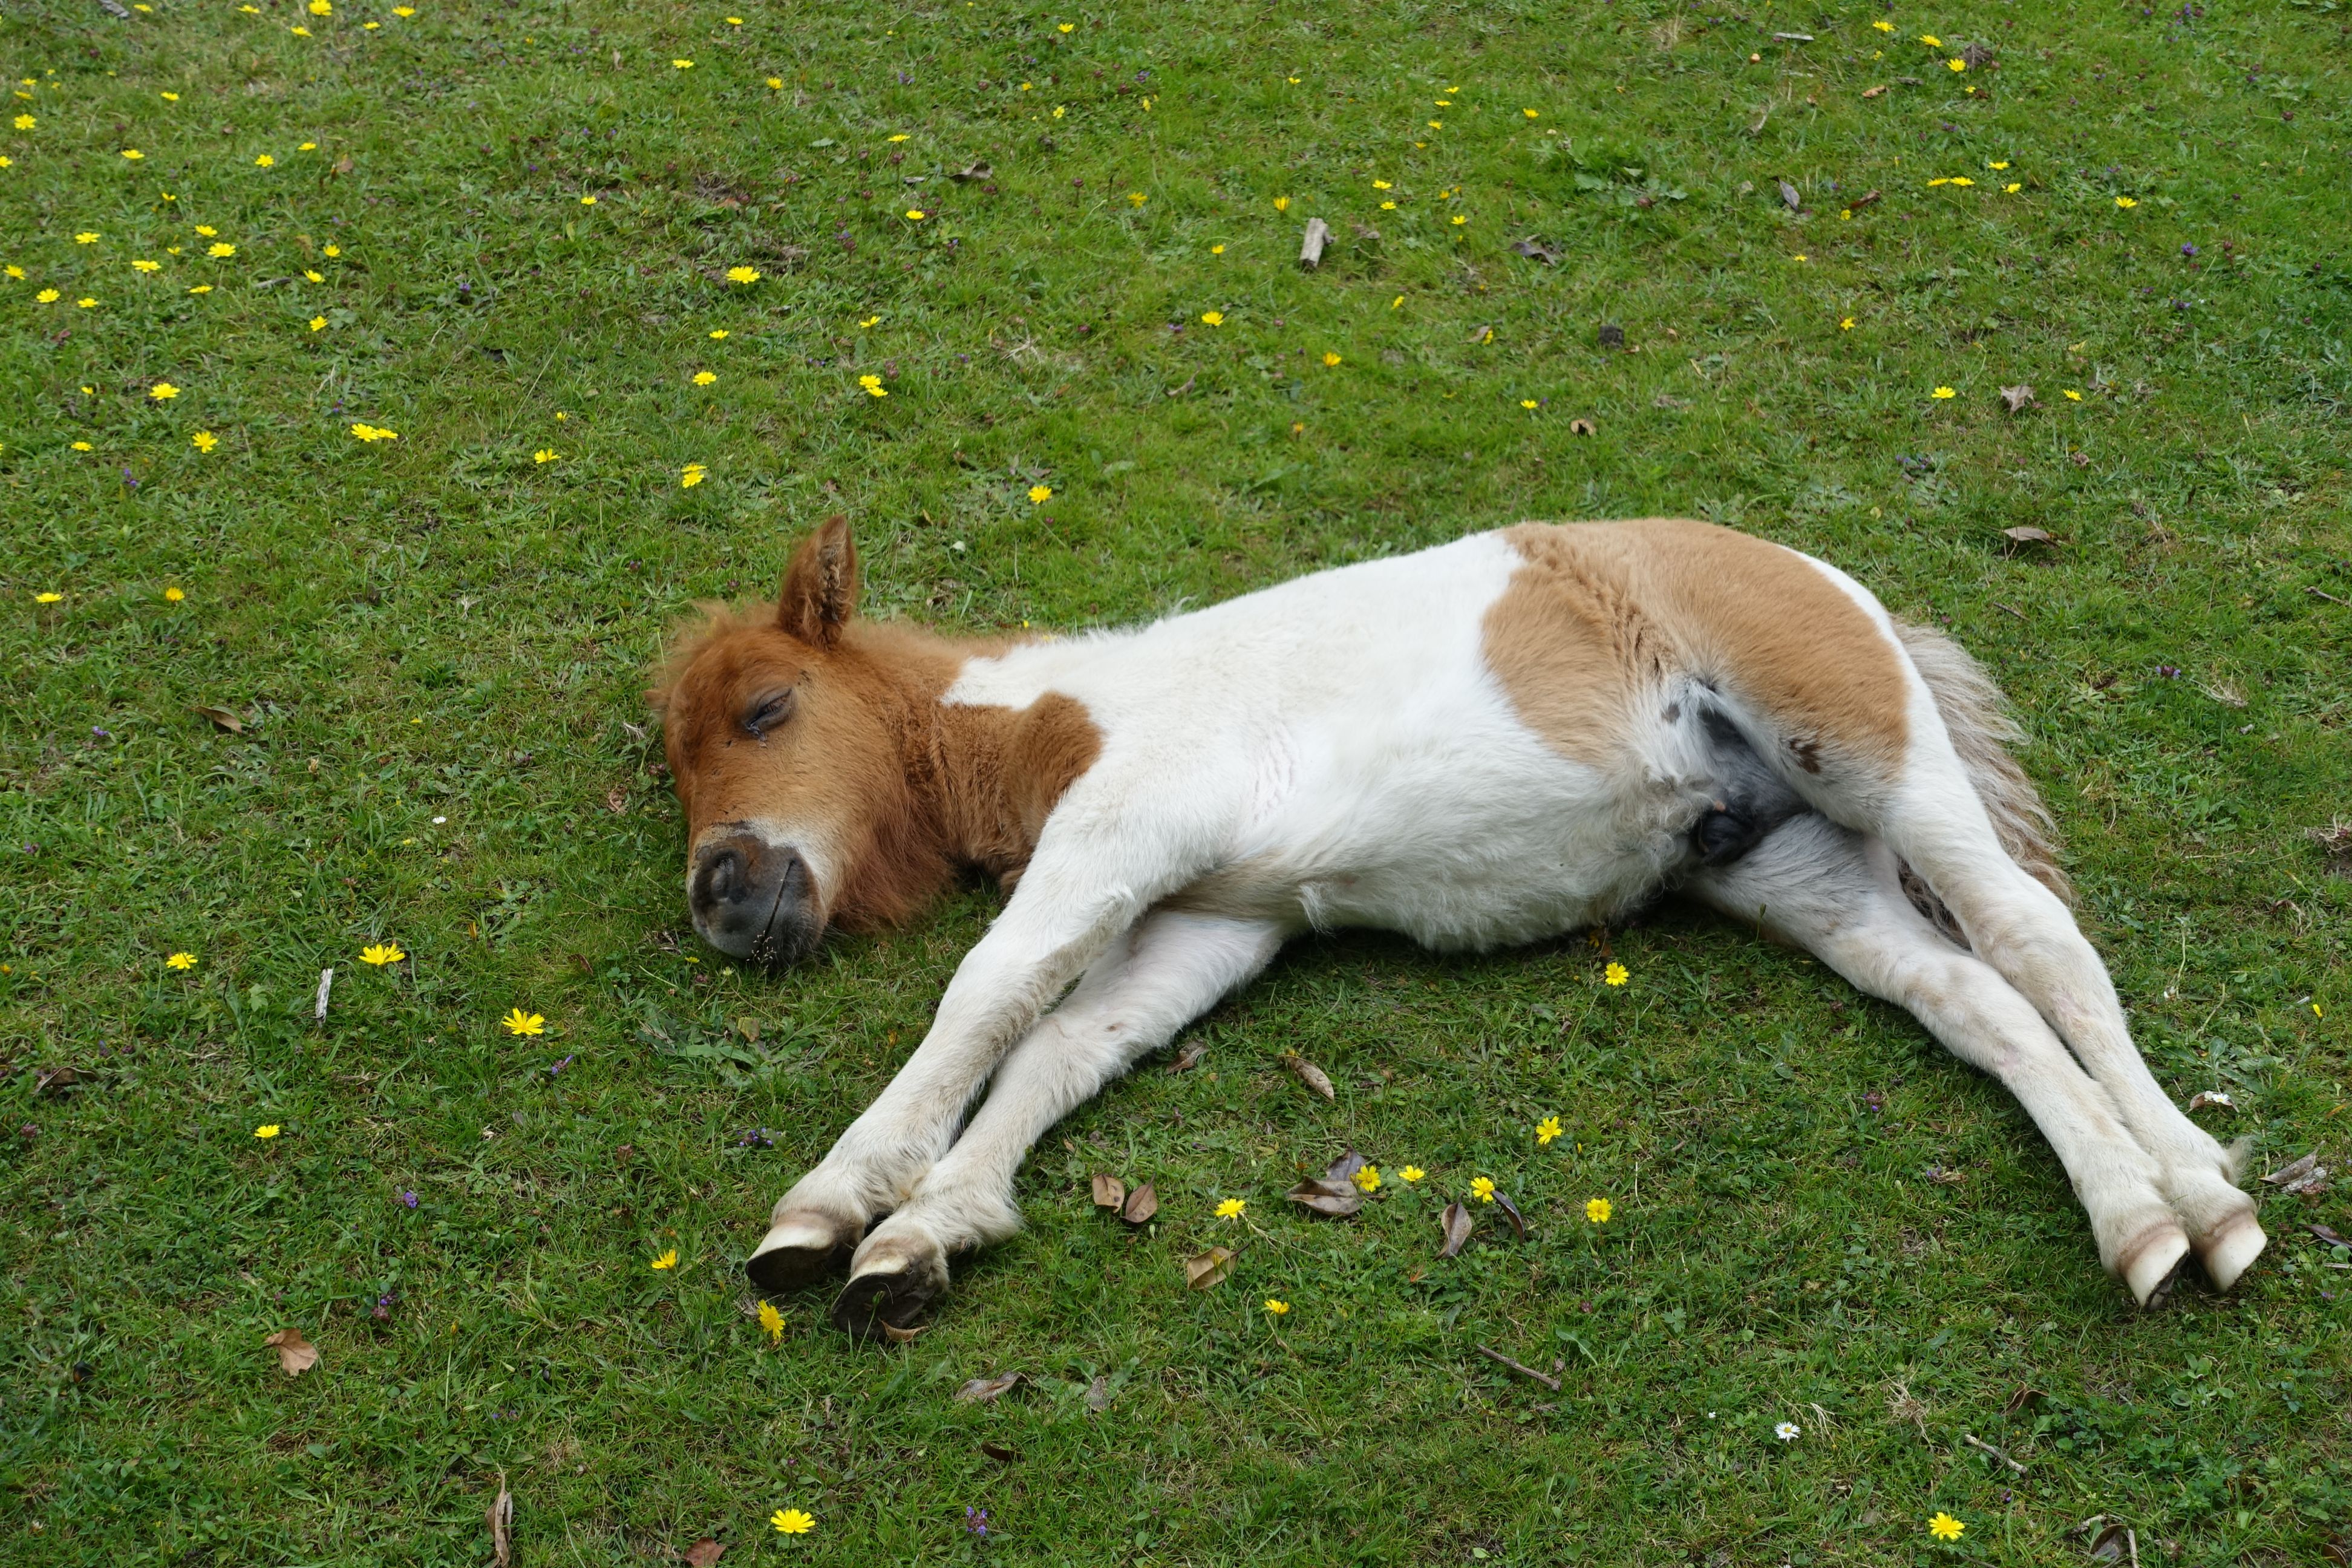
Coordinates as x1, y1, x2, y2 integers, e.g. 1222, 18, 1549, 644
777, 515, 860, 647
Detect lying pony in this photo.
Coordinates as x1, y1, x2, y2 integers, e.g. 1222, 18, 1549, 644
652, 515, 2263, 1336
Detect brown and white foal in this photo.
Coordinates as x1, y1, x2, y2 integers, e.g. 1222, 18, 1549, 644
653, 515, 2264, 1336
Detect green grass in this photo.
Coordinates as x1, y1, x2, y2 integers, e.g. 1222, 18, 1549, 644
3, 0, 2350, 1561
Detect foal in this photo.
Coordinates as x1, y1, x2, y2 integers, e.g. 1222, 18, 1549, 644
653, 515, 2264, 1336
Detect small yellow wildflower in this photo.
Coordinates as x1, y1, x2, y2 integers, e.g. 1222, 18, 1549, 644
534, 449, 559, 463
35, 590, 64, 601
304, 269, 324, 282
904, 208, 926, 221
2115, 196, 2138, 209
758, 1301, 785, 1341
725, 265, 761, 283
773, 1509, 814, 1536
1872, 18, 1893, 30
1215, 1197, 1246, 1219
708, 329, 728, 339
2005, 183, 2021, 194
858, 315, 880, 327
1127, 191, 1145, 206
209, 243, 235, 258
693, 370, 716, 386
1919, 33, 1941, 46
1470, 1177, 1496, 1203
1352, 1164, 1382, 1192
1948, 57, 1967, 71
650, 1249, 678, 1270
1264, 1298, 1290, 1315
1604, 961, 1628, 986
1988, 160, 2010, 171
2063, 390, 2082, 400
360, 943, 405, 965
254, 1124, 281, 1138
168, 951, 198, 969
1523, 108, 1538, 118
673, 58, 694, 69
1451, 214, 1466, 226
309, 316, 326, 331
1211, 244, 1224, 255
36, 289, 59, 302
1586, 1197, 1613, 1224
681, 463, 707, 486
149, 382, 178, 400
1400, 1165, 1425, 1183
121, 148, 143, 160
75, 232, 99, 244
1521, 399, 1538, 410
580, 194, 597, 205
1840, 316, 1855, 330
163, 586, 185, 602
502, 1008, 546, 1036
1028, 484, 1052, 504
1932, 386, 1956, 399
1537, 1116, 1563, 1145
858, 373, 887, 398
255, 154, 274, 167
1928, 1513, 1965, 1542
1200, 310, 1224, 326
1273, 196, 1289, 211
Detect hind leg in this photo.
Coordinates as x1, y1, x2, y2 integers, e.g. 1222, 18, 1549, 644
1882, 759, 2263, 1288
1691, 815, 2194, 1305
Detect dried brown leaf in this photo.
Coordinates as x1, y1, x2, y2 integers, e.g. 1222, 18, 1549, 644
191, 704, 245, 734
1777, 179, 1802, 211
264, 1328, 319, 1377
1298, 217, 1330, 269
1166, 1042, 1206, 1073
2307, 1222, 2349, 1249
1999, 384, 2036, 413
2085, 1521, 2132, 1563
1511, 237, 1563, 266
486, 1473, 514, 1568
954, 1371, 1023, 1403
1597, 322, 1625, 350
1861, 85, 1888, 99
1084, 1374, 1111, 1413
1285, 1178, 1365, 1218
683, 1540, 727, 1568
1569, 417, 1597, 437
2262, 1152, 2326, 1192
1091, 1172, 1126, 1210
34, 1065, 80, 1096
2001, 526, 2055, 546
1439, 1202, 1474, 1258
1959, 40, 1996, 68
2002, 1383, 2047, 1416
979, 1441, 1020, 1463
1121, 1183, 1158, 1224
2185, 1090, 2235, 1114
1185, 1246, 1236, 1290
1493, 1191, 1530, 1241
878, 1320, 925, 1345
1284, 1054, 1334, 1100
952, 160, 993, 181
1324, 1149, 1368, 1183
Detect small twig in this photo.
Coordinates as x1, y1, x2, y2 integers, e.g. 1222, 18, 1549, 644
1475, 1344, 1563, 1391
1962, 1431, 2028, 1475
2307, 586, 2349, 607
314, 967, 335, 1022
96, 0, 132, 16
1991, 601, 2029, 622
1770, 31, 1814, 42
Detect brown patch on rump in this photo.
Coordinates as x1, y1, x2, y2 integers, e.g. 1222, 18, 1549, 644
1485, 520, 1910, 776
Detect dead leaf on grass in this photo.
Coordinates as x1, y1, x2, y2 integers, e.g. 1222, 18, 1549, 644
683, 1539, 727, 1568
1166, 1042, 1206, 1073
1999, 384, 2037, 413
1091, 1172, 1126, 1210
1284, 1053, 1334, 1100
1298, 217, 1331, 269
264, 1328, 319, 1377
1493, 1191, 1530, 1241
2307, 1222, 2349, 1249
1569, 417, 1596, 436
1121, 1183, 1158, 1224
2261, 1152, 2330, 1195
2185, 1091, 2235, 1114
1439, 1202, 1475, 1258
486, 1472, 514, 1568
979, 1441, 1019, 1463
954, 1371, 1023, 1403
952, 160, 993, 181
191, 705, 246, 734
1511, 237, 1563, 266
1777, 179, 1802, 211
2001, 526, 2056, 547
878, 1321, 924, 1345
1285, 1177, 1364, 1218
1323, 1149, 1368, 1183
1185, 1246, 1236, 1290
34, 1065, 80, 1096
1084, 1373, 1112, 1413
1861, 85, 1889, 98
2002, 1383, 2047, 1416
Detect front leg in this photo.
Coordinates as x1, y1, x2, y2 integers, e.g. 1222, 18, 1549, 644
833, 909, 1287, 1336
745, 821, 1190, 1295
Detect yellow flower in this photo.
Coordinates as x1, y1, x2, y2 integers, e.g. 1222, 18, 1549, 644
1604, 961, 1629, 986
1273, 196, 1289, 211
887, 134, 909, 143
164, 586, 186, 602
1586, 1197, 1613, 1224
1919, 33, 1941, 46
195, 225, 217, 237
1210, 244, 1224, 255
1053, 106, 1064, 118
13, 114, 33, 129
147, 382, 179, 400
1520, 399, 1538, 410
1948, 177, 1973, 187
726, 265, 760, 283
310, 0, 330, 12
167, 951, 198, 969
1537, 1116, 1563, 1145
309, 316, 327, 331
70, 441, 91, 451
1380, 200, 1396, 211
35, 289, 58, 302
1872, 18, 1893, 30
1058, 21, 1073, 30
359, 942, 405, 965
1988, 160, 2010, 171
580, 194, 597, 205
680, 463, 707, 486
1322, 351, 1341, 367
1928, 1512, 1965, 1542
858, 315, 879, 327
1932, 386, 1956, 399
1451, 214, 1466, 226
2115, 196, 2138, 209
650, 1248, 678, 1270
725, 14, 742, 22
1263, 1298, 1290, 1315
1523, 108, 1538, 118
766, 77, 782, 89
34, 590, 64, 602
75, 297, 96, 308
393, 4, 413, 12
1948, 57, 1967, 71
1215, 1197, 1246, 1219
673, 58, 694, 69
1400, 1165, 1424, 1183
121, 148, 143, 160
1470, 1177, 1496, 1203
299, 142, 316, 151
1840, 316, 1855, 330
772, 1509, 814, 1536
1127, 191, 1145, 206
708, 328, 728, 339
161, 91, 178, 100
534, 448, 559, 463
758, 1301, 785, 1341
209, 243, 235, 258
2063, 390, 2082, 401
254, 1124, 281, 1138
1028, 483, 1052, 504
255, 154, 274, 167
188, 284, 212, 294
693, 370, 716, 385
350, 422, 398, 440
1372, 178, 1391, 191
502, 1008, 546, 1036
904, 207, 927, 221
2005, 182, 2021, 194
1428, 120, 1442, 129
304, 269, 324, 282
1200, 310, 1224, 326
1352, 1165, 1382, 1192
858, 373, 887, 398
76, 231, 99, 244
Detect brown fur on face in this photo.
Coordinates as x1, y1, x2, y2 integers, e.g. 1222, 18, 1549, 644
649, 518, 1102, 946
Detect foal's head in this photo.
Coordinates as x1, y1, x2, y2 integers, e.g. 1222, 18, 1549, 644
651, 518, 955, 966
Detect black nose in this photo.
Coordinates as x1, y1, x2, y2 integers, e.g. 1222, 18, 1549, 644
689, 831, 822, 966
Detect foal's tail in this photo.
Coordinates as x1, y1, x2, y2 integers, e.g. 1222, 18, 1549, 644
1890, 619, 2069, 905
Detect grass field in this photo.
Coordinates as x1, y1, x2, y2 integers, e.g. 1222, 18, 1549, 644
4, 0, 2350, 1561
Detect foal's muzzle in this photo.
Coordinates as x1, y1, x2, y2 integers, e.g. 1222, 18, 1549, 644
688, 830, 822, 967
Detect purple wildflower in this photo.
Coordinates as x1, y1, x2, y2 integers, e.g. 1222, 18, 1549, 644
965, 1506, 989, 1539
400, 1189, 418, 1208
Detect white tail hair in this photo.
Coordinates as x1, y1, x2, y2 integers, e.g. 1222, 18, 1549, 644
1894, 619, 2070, 905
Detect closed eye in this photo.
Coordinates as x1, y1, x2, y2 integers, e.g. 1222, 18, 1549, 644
743, 690, 794, 736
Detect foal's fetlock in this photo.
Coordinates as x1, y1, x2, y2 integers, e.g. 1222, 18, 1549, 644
745, 1201, 866, 1296
832, 1226, 950, 1340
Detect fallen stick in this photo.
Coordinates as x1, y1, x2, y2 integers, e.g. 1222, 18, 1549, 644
315, 967, 335, 1021
1298, 218, 1330, 269
1962, 1431, 2028, 1475
1475, 1344, 1562, 1391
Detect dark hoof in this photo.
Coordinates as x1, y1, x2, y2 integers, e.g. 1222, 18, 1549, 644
831, 1266, 941, 1341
